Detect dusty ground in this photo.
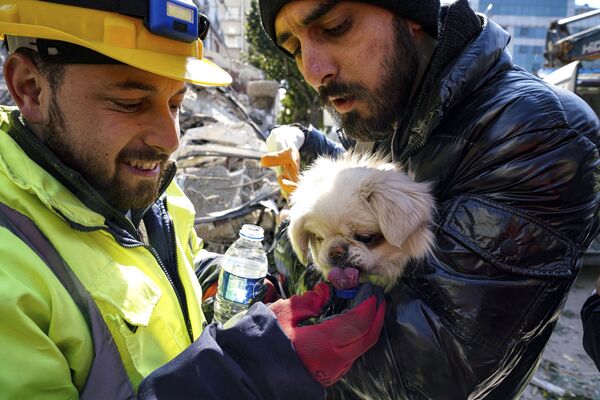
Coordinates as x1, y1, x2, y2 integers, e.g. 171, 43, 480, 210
522, 266, 600, 400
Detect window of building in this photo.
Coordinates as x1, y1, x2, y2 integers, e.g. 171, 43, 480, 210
478, 0, 567, 17
224, 7, 240, 20
517, 26, 547, 38
513, 46, 545, 72
516, 45, 544, 54
225, 34, 242, 49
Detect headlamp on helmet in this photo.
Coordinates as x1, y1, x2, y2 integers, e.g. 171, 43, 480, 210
148, 0, 210, 42
47, 0, 210, 43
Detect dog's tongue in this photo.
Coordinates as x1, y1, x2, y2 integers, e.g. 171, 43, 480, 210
327, 267, 360, 290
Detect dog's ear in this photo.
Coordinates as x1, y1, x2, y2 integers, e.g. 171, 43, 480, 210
287, 215, 310, 265
361, 171, 434, 251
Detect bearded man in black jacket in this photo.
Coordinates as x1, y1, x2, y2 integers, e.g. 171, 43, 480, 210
258, 0, 600, 398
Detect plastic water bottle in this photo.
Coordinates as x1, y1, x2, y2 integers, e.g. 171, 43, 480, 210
213, 224, 268, 324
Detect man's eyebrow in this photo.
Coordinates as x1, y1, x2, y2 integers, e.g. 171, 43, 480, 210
175, 86, 188, 96
276, 0, 338, 47
103, 81, 188, 96
302, 0, 338, 26
105, 80, 158, 93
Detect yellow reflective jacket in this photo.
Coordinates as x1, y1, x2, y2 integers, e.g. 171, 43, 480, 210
0, 106, 206, 398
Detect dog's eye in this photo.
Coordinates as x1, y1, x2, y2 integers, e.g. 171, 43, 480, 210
310, 233, 323, 243
354, 233, 384, 246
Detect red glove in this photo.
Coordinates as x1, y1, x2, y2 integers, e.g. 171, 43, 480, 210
269, 283, 386, 386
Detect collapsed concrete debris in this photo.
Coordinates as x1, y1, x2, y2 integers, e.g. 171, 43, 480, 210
174, 83, 282, 254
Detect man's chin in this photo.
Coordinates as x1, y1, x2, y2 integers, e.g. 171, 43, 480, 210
341, 122, 392, 142
103, 181, 159, 211
327, 107, 390, 142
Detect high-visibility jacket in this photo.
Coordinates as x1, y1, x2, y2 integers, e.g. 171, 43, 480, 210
0, 106, 206, 397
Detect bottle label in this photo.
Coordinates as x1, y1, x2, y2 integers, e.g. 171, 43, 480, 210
217, 270, 264, 304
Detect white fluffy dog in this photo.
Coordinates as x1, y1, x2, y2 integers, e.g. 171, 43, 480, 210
287, 152, 435, 291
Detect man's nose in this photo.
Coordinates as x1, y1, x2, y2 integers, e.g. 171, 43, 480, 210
300, 43, 337, 89
144, 107, 180, 155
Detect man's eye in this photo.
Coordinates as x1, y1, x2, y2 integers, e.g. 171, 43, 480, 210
112, 101, 143, 112
288, 45, 301, 59
170, 103, 182, 113
354, 233, 383, 246
310, 233, 323, 243
324, 20, 351, 37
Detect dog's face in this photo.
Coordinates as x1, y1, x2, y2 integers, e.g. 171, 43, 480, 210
288, 153, 434, 290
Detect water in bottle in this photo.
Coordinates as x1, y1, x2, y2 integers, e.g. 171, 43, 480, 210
213, 224, 268, 324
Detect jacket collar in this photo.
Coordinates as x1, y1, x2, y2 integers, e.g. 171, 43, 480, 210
0, 107, 176, 235
391, 0, 511, 162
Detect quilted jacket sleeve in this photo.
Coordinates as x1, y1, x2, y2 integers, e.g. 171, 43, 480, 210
138, 303, 323, 400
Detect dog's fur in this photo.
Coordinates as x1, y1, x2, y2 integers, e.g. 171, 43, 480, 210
287, 152, 435, 291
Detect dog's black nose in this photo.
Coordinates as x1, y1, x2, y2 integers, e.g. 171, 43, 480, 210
329, 244, 348, 263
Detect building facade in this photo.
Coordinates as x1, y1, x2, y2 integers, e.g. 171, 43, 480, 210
473, 0, 576, 72
219, 0, 252, 61
194, 0, 223, 54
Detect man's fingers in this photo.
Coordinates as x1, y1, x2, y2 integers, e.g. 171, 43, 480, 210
315, 296, 385, 346
278, 176, 298, 195
260, 152, 286, 168
270, 283, 331, 325
260, 147, 299, 169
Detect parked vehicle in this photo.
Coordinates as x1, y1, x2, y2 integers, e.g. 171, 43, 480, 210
543, 9, 600, 266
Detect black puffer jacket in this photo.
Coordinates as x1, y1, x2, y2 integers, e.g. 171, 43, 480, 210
292, 1, 600, 399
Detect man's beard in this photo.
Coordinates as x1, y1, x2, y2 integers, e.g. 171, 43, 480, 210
42, 95, 169, 211
319, 17, 419, 142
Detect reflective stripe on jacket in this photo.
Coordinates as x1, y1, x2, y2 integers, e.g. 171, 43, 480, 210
0, 106, 206, 397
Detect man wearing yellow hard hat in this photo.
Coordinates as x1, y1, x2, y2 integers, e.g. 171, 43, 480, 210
0, 1, 386, 398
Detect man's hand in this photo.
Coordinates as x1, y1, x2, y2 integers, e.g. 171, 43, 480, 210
260, 147, 301, 197
260, 125, 305, 199
269, 283, 386, 387
196, 257, 280, 323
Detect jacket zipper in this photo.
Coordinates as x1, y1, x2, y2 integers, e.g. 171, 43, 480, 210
145, 243, 194, 342
163, 199, 194, 341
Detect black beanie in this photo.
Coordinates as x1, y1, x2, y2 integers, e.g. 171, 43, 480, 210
259, 0, 441, 49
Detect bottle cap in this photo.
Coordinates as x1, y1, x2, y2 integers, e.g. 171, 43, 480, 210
239, 224, 264, 241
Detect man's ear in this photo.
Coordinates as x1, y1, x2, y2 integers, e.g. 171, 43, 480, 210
405, 20, 423, 36
3, 52, 46, 123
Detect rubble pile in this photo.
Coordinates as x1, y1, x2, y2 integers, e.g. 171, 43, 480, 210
0, 48, 13, 106
175, 84, 282, 253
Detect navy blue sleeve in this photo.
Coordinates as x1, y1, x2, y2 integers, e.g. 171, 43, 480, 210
300, 125, 346, 164
137, 303, 324, 400
581, 292, 600, 372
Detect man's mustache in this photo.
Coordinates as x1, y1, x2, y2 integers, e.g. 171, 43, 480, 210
118, 148, 169, 164
318, 81, 371, 106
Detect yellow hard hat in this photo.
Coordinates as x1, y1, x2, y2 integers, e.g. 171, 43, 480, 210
0, 0, 232, 86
